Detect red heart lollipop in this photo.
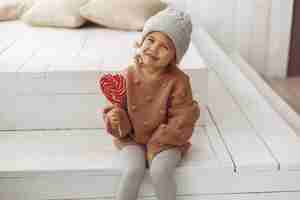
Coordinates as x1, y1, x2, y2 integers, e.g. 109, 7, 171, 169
99, 73, 126, 107
98, 73, 127, 137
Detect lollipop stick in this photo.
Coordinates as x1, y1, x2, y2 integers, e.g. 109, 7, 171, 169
118, 124, 123, 137
114, 103, 123, 138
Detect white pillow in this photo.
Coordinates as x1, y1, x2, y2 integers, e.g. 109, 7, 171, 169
0, 0, 23, 21
21, 0, 89, 28
79, 0, 167, 31
161, 0, 187, 12
18, 0, 35, 16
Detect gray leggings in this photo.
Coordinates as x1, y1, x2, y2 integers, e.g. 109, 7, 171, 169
115, 145, 182, 200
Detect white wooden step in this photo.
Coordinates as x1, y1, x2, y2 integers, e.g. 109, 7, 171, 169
0, 106, 232, 199
0, 89, 205, 130
0, 21, 23, 56
192, 26, 300, 171
0, 21, 208, 130
208, 70, 277, 172
0, 21, 207, 94
38, 192, 300, 200
1, 23, 300, 199
229, 52, 300, 154
1, 106, 300, 199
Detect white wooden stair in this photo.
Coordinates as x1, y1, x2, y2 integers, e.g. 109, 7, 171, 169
1, 21, 300, 200
0, 21, 208, 131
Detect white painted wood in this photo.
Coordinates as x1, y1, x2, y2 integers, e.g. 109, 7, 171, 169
187, 0, 294, 78
9, 44, 206, 94
193, 27, 280, 172
0, 94, 17, 130
192, 25, 300, 171
2, 166, 300, 199
0, 21, 208, 130
19, 26, 88, 72
234, 0, 254, 59
184, 106, 233, 170
0, 21, 23, 55
0, 112, 234, 198
0, 89, 204, 130
0, 22, 207, 96
45, 192, 300, 200
0, 25, 41, 72
229, 52, 300, 170
0, 69, 206, 131
1, 21, 300, 199
205, 107, 234, 169
187, 0, 236, 52
211, 51, 300, 171
247, 0, 271, 76
267, 0, 295, 78
208, 70, 277, 172
234, 0, 272, 76
230, 52, 300, 138
2, 107, 300, 199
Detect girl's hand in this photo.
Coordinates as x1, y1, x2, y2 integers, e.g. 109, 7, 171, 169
107, 104, 121, 129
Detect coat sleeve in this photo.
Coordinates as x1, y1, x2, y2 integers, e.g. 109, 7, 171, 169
149, 75, 201, 146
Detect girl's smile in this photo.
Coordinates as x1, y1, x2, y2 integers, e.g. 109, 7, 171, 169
140, 31, 176, 69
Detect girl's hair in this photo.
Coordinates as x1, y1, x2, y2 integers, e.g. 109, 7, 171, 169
132, 40, 177, 70
133, 41, 143, 66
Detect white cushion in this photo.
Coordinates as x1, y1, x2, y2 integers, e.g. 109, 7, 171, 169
79, 0, 167, 31
18, 0, 35, 16
21, 0, 89, 28
0, 0, 23, 21
161, 0, 186, 11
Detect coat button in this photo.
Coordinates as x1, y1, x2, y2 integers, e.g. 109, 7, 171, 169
131, 105, 137, 111
176, 120, 183, 128
134, 79, 141, 85
180, 92, 186, 98
143, 121, 149, 126
146, 96, 153, 102
161, 124, 167, 128
162, 82, 168, 88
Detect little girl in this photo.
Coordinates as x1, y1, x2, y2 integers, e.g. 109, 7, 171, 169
102, 7, 200, 200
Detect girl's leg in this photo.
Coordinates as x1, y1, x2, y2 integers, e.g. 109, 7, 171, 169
115, 145, 147, 200
149, 148, 182, 200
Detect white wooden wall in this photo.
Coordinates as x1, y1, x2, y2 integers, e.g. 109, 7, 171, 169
186, 0, 294, 78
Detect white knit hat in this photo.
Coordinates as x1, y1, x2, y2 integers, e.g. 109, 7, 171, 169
139, 7, 193, 65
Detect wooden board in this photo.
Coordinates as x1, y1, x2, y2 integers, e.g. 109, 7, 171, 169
1, 22, 300, 200
0, 107, 230, 176
43, 192, 300, 200
208, 70, 277, 172
192, 25, 300, 172
229, 52, 300, 171
0, 88, 205, 130
0, 21, 22, 56
2, 106, 300, 199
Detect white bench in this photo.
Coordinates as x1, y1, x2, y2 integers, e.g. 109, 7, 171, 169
1, 21, 300, 200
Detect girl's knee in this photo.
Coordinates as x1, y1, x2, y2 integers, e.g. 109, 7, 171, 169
149, 163, 170, 182
149, 149, 181, 182
123, 165, 146, 180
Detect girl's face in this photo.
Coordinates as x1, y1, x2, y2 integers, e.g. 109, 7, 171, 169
140, 31, 176, 69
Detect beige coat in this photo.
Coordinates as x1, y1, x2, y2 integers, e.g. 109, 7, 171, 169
102, 63, 201, 162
